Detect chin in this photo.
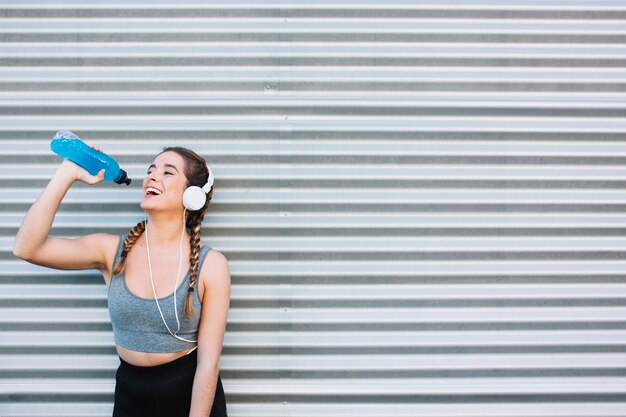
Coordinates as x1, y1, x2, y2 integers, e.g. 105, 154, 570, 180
140, 199, 181, 213
140, 198, 156, 211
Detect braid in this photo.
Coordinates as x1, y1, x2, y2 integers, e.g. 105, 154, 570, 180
184, 208, 205, 317
183, 182, 213, 318
112, 220, 146, 277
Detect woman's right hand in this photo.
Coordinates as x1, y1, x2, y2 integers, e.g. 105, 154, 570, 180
59, 159, 105, 185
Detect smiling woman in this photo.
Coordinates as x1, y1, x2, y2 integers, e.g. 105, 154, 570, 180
13, 146, 230, 417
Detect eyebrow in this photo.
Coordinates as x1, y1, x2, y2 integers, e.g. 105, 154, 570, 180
148, 163, 180, 173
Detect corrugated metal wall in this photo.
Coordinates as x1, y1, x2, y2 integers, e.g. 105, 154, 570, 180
2, 0, 626, 416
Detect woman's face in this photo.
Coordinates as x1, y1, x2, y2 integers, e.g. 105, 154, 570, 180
140, 151, 189, 212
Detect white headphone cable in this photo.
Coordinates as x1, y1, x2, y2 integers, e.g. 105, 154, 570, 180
145, 211, 197, 344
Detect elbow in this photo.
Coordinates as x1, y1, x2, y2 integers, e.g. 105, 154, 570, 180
13, 239, 34, 262
12, 246, 28, 262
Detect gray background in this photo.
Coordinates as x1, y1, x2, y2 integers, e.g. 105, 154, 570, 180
1, 0, 626, 416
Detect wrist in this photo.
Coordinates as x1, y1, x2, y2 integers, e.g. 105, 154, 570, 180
54, 160, 79, 185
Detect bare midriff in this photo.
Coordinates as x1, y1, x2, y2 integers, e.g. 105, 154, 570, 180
116, 344, 196, 367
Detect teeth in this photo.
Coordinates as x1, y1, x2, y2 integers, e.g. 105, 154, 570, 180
146, 187, 162, 195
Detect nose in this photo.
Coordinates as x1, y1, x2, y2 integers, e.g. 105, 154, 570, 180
149, 172, 158, 181
145, 171, 160, 185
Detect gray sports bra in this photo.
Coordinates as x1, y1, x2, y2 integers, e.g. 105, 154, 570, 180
107, 235, 211, 353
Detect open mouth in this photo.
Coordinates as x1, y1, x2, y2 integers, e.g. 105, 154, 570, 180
145, 186, 163, 196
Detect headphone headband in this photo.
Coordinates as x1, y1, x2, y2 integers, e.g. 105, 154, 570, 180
201, 167, 214, 193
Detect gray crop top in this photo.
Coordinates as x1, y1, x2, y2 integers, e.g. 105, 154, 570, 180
107, 235, 211, 353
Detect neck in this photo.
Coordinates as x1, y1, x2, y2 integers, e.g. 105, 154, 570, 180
145, 211, 188, 246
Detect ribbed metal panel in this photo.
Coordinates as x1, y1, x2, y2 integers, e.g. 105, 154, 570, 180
1, 1, 626, 416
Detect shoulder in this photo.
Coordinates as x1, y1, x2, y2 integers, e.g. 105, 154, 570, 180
199, 249, 230, 287
80, 233, 120, 258
92, 233, 121, 246
83, 233, 120, 277
94, 233, 122, 256
97, 231, 121, 250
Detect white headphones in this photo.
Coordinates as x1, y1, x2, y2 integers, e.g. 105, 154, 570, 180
182, 167, 214, 211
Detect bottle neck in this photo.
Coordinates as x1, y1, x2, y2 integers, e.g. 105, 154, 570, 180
113, 169, 131, 185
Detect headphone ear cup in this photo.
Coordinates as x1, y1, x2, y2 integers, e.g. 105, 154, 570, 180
182, 186, 206, 211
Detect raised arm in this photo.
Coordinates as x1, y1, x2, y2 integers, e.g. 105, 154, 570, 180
13, 159, 117, 274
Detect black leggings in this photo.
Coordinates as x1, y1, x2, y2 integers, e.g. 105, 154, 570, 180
112, 349, 227, 417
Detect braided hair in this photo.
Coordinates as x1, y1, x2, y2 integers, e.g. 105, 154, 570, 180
112, 147, 213, 318
111, 220, 146, 277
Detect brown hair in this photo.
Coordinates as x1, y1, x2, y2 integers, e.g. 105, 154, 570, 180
112, 147, 213, 318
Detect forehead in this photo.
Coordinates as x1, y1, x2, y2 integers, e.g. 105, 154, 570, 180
151, 151, 186, 169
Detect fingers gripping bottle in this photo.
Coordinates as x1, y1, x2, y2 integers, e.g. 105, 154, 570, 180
50, 130, 131, 185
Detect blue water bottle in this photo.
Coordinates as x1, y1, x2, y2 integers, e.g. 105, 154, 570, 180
50, 130, 131, 185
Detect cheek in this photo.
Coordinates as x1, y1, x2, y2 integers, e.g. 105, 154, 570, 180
174, 177, 189, 193
168, 180, 187, 200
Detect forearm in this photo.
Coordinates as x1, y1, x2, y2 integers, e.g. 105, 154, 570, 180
13, 163, 75, 259
189, 362, 219, 417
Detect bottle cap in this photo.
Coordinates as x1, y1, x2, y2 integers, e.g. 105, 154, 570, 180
115, 170, 132, 186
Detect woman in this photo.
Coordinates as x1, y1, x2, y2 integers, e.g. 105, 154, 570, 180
13, 146, 230, 417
